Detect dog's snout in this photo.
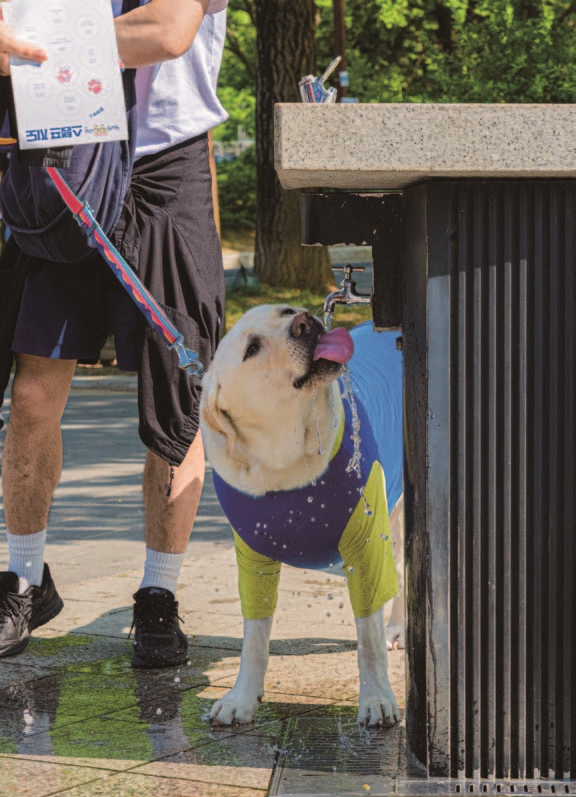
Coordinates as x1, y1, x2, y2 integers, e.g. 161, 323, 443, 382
289, 311, 317, 339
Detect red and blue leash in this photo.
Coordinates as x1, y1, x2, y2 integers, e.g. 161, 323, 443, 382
45, 166, 203, 377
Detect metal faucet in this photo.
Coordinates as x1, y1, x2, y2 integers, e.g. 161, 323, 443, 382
324, 264, 372, 317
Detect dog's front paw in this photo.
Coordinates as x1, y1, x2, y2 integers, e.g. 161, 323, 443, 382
357, 684, 400, 727
210, 688, 261, 726
385, 623, 405, 650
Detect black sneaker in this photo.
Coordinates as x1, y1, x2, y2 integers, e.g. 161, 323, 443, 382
130, 587, 188, 669
0, 564, 64, 659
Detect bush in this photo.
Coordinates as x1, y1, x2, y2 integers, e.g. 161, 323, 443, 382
216, 145, 257, 233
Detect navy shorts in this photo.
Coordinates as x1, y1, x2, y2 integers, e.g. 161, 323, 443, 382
12, 252, 139, 370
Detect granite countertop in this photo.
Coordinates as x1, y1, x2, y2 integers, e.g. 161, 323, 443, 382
274, 103, 576, 189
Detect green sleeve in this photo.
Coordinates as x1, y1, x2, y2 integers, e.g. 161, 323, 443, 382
233, 530, 282, 620
338, 461, 399, 618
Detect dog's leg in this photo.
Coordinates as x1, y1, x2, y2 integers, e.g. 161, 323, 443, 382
356, 606, 400, 726
386, 494, 405, 650
210, 615, 273, 725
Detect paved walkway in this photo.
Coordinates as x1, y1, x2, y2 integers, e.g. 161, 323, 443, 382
0, 373, 405, 796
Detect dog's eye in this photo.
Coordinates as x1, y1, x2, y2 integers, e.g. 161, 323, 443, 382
243, 338, 261, 360
281, 307, 297, 316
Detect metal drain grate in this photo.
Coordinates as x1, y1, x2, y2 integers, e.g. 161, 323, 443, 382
396, 782, 575, 796
269, 715, 420, 795
269, 716, 576, 796
453, 786, 573, 795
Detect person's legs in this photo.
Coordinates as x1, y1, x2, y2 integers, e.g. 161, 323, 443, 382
0, 354, 74, 657
116, 137, 224, 668
131, 433, 206, 669
143, 431, 205, 555
2, 254, 127, 596
3, 354, 76, 538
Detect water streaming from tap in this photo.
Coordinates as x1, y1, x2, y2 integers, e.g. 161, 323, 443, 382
330, 381, 338, 428
340, 367, 373, 516
323, 313, 373, 515
340, 367, 362, 479
311, 390, 323, 455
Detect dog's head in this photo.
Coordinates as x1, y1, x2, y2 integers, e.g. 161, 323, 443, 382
200, 304, 354, 489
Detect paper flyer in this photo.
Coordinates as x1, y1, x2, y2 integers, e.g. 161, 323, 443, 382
4, 0, 128, 149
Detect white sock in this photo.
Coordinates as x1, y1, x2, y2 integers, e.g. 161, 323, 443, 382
139, 548, 185, 596
7, 528, 47, 593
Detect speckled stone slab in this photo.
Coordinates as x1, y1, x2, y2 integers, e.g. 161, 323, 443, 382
274, 103, 576, 189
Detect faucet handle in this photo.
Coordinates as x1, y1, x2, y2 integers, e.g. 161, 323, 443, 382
332, 263, 364, 284
332, 263, 365, 275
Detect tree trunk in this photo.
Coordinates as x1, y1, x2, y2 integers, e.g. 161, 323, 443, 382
253, 0, 333, 292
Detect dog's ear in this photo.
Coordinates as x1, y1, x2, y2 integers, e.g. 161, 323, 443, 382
201, 380, 239, 460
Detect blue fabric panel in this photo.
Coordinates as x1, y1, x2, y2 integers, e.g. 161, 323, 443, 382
348, 323, 403, 510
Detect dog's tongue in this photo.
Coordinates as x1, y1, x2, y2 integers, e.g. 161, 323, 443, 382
313, 327, 354, 363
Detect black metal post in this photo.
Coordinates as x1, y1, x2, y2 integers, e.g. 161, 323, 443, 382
403, 180, 576, 782
301, 182, 576, 788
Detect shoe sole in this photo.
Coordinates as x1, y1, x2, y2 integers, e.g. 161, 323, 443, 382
0, 592, 64, 659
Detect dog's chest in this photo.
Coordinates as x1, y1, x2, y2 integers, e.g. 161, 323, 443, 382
213, 402, 375, 569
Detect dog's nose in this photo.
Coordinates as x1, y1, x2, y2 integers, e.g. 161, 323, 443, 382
289, 311, 317, 338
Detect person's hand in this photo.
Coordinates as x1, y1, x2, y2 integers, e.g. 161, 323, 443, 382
0, 4, 47, 76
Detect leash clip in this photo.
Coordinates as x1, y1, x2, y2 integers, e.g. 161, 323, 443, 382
170, 338, 204, 377
74, 202, 99, 236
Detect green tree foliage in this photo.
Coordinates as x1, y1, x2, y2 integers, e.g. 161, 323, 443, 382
214, 1, 256, 144
218, 0, 576, 140
435, 0, 576, 103
315, 0, 576, 103
216, 145, 257, 231
216, 0, 576, 248
217, 0, 576, 155
214, 1, 257, 237
216, 86, 255, 142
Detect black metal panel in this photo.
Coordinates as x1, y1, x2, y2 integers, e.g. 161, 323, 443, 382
402, 183, 432, 772
403, 181, 576, 782
300, 192, 403, 329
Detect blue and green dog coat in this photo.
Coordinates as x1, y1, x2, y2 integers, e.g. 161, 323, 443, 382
213, 322, 403, 619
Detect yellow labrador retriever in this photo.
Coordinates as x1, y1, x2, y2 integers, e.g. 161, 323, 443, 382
200, 304, 404, 726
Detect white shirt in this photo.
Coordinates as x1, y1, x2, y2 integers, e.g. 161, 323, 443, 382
112, 0, 228, 159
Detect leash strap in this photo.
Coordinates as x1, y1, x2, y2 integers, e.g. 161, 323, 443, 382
45, 166, 203, 377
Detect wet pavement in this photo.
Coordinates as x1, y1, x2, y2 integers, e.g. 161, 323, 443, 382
0, 382, 406, 797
